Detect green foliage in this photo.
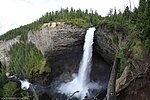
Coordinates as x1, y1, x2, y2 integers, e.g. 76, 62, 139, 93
132, 0, 150, 50
0, 21, 40, 41
0, 38, 50, 99
0, 64, 6, 96
98, 19, 136, 36
0, 65, 7, 83
2, 82, 17, 97
8, 42, 50, 79
0, 8, 102, 41
132, 39, 142, 59
117, 47, 128, 78
0, 64, 9, 97
0, 0, 149, 92
104, 0, 150, 77
65, 18, 90, 28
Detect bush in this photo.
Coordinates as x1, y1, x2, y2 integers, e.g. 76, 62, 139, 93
2, 82, 17, 97
117, 47, 128, 78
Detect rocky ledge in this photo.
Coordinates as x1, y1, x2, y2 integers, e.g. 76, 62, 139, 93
0, 22, 112, 99
28, 22, 87, 80
28, 22, 86, 56
94, 25, 128, 65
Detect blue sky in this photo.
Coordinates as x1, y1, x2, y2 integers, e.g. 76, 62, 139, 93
0, 0, 139, 35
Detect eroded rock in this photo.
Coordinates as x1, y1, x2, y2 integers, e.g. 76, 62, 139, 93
0, 36, 20, 65
94, 26, 120, 65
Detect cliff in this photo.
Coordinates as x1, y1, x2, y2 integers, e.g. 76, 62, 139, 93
94, 23, 150, 100
0, 23, 85, 62
0, 22, 111, 99
27, 22, 88, 81
0, 22, 87, 79
94, 24, 133, 65
94, 25, 119, 65
28, 22, 85, 56
0, 36, 20, 65
0, 21, 149, 100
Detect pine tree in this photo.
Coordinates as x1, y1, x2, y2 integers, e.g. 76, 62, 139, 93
123, 6, 131, 20
138, 0, 147, 14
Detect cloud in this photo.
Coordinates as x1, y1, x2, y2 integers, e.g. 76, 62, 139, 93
0, 0, 139, 35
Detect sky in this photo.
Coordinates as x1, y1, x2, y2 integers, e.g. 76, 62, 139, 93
0, 0, 139, 35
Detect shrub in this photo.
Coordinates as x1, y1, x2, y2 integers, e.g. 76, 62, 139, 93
2, 82, 17, 97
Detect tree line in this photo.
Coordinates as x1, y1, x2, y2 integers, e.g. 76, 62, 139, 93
0, 0, 150, 98
0, 8, 102, 41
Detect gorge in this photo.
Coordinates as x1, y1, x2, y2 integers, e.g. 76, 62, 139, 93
1, 3, 150, 99
0, 23, 111, 100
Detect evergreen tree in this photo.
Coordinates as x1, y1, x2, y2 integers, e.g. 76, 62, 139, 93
123, 6, 131, 20
138, 0, 147, 14
8, 43, 50, 79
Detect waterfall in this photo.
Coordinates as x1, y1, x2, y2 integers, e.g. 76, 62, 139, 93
58, 27, 100, 99
77, 27, 95, 87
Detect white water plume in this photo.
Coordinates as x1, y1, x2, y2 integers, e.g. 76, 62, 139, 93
58, 27, 100, 99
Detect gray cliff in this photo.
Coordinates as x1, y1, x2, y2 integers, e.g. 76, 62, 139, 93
94, 25, 125, 65
28, 22, 86, 56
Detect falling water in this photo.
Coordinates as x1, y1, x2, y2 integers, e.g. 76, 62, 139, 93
58, 27, 100, 99
77, 27, 95, 87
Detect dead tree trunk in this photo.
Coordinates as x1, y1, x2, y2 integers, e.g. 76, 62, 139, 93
106, 55, 120, 100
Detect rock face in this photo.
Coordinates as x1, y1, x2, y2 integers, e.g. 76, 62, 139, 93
0, 23, 112, 99
28, 23, 85, 56
116, 66, 129, 91
0, 36, 20, 65
28, 23, 86, 80
94, 25, 150, 100
94, 26, 122, 65
0, 23, 86, 80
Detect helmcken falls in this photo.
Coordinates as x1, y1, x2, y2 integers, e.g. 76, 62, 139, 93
58, 27, 100, 99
